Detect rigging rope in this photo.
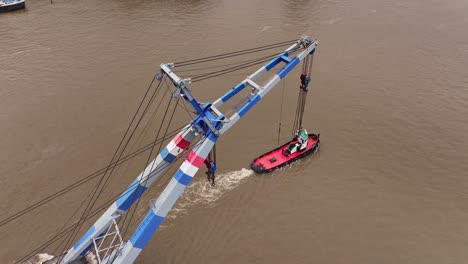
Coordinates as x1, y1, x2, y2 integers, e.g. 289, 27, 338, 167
213, 144, 217, 166
57, 76, 165, 260
191, 46, 304, 83
277, 78, 286, 146
173, 39, 296, 66
117, 82, 172, 238
13, 38, 307, 262
178, 50, 284, 74
191, 55, 279, 83
191, 52, 280, 80
121, 82, 179, 238
292, 53, 313, 134
3, 40, 305, 237
292, 81, 307, 134
0, 125, 185, 228
17, 136, 206, 263
106, 82, 173, 196
51, 194, 92, 256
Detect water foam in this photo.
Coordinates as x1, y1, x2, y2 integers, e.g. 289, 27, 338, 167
166, 168, 253, 219
22, 253, 54, 264
25, 170, 253, 262
25, 250, 97, 264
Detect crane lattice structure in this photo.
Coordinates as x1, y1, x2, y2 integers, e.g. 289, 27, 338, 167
60, 34, 317, 264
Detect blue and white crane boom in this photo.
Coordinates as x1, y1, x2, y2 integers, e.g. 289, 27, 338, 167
60, 34, 317, 264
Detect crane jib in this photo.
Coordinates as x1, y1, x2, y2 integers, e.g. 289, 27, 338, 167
59, 34, 317, 264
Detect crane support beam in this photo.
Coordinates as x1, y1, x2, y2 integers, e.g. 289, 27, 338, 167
161, 64, 221, 136
217, 37, 317, 135
61, 126, 196, 263
61, 34, 317, 264
112, 134, 217, 264
212, 35, 316, 108
109, 35, 316, 263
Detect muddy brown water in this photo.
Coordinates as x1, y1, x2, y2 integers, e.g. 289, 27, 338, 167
1, 0, 468, 263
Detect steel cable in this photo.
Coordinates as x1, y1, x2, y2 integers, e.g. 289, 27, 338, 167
173, 39, 296, 66
16, 136, 206, 264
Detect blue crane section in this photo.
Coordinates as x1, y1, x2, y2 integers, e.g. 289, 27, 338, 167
60, 34, 317, 264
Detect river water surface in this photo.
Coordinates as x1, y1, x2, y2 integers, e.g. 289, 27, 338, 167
1, 0, 468, 263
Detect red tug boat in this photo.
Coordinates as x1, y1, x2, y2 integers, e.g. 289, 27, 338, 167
251, 131, 320, 173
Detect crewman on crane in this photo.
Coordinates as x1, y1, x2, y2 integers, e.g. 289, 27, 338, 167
300, 73, 310, 91
204, 158, 217, 186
